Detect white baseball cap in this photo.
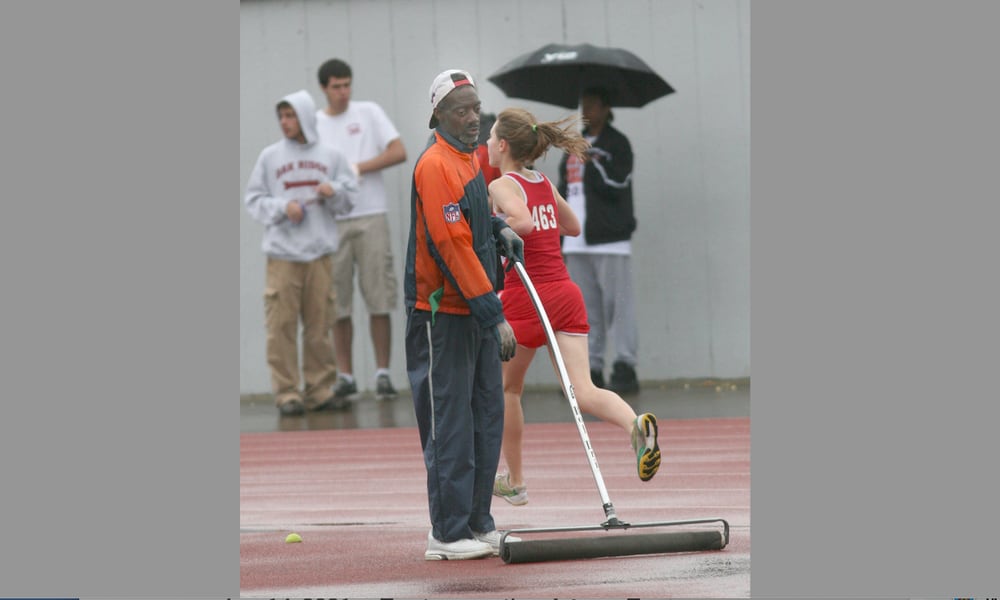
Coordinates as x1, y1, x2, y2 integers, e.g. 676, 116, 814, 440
428, 69, 476, 128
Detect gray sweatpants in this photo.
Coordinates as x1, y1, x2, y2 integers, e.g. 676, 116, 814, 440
405, 309, 504, 543
565, 253, 639, 371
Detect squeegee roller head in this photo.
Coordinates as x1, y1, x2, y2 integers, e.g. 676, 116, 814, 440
501, 530, 725, 564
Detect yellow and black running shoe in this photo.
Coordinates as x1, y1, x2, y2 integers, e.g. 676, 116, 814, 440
631, 413, 661, 481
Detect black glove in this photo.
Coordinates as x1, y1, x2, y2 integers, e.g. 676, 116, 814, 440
497, 226, 525, 268
493, 319, 517, 361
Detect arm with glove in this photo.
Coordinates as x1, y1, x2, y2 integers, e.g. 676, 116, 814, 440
490, 215, 523, 361
492, 215, 525, 271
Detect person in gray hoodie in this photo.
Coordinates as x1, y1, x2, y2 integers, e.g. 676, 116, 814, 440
245, 90, 358, 416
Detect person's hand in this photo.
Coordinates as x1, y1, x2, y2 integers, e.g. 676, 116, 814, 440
316, 182, 334, 198
350, 163, 360, 179
286, 200, 304, 224
493, 320, 517, 361
497, 227, 525, 267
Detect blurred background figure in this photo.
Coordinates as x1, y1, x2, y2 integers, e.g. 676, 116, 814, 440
315, 58, 408, 405
244, 90, 358, 416
558, 87, 640, 394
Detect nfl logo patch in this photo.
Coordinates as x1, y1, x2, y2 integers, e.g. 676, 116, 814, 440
443, 203, 462, 223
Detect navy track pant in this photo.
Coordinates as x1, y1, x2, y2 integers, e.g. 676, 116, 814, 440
405, 309, 504, 542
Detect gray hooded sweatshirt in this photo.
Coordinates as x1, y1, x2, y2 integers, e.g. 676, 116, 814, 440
244, 90, 358, 261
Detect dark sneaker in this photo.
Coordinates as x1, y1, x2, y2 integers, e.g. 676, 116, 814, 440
278, 398, 305, 416
590, 369, 605, 388
375, 374, 398, 400
609, 361, 639, 394
331, 377, 358, 408
630, 413, 661, 482
310, 395, 334, 411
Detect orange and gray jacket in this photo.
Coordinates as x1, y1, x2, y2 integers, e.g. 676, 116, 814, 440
404, 129, 505, 328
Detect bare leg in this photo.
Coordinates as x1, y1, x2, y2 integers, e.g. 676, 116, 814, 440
550, 332, 636, 433
370, 313, 392, 369
500, 345, 537, 487
333, 317, 353, 376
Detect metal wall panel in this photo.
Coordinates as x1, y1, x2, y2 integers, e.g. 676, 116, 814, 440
240, 0, 750, 394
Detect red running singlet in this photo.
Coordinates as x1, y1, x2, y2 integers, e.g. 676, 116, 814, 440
498, 171, 589, 348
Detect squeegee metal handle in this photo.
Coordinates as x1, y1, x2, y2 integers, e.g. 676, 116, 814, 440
512, 260, 616, 516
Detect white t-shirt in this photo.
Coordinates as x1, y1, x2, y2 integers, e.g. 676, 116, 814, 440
315, 100, 400, 219
561, 135, 631, 255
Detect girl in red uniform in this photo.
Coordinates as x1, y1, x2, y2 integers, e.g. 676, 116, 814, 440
486, 108, 661, 506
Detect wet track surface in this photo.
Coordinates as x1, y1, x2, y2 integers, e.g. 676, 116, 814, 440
240, 382, 750, 598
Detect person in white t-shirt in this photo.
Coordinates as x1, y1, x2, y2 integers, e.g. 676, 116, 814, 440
315, 59, 408, 405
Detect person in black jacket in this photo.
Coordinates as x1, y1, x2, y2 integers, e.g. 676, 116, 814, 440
558, 87, 640, 394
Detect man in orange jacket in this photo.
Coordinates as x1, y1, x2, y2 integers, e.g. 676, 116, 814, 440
404, 69, 524, 560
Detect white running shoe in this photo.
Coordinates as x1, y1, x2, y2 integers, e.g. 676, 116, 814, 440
492, 472, 529, 505
424, 530, 493, 560
472, 529, 523, 556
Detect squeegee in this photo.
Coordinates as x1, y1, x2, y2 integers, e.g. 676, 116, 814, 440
499, 261, 730, 564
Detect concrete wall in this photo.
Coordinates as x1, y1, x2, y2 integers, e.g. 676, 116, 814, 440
240, 0, 749, 395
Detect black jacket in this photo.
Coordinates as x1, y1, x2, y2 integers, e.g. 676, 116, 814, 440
558, 124, 636, 244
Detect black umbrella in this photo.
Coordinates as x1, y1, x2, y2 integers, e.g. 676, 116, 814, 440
488, 43, 674, 109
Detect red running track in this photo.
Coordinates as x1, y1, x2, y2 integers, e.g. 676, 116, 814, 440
240, 417, 750, 598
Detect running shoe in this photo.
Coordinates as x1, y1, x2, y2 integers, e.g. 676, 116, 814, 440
331, 376, 358, 408
375, 374, 398, 400
277, 398, 305, 416
610, 361, 640, 394
631, 413, 661, 481
492, 472, 529, 506
472, 529, 523, 556
424, 530, 493, 560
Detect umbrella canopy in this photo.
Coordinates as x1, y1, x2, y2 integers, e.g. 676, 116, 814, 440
488, 43, 674, 109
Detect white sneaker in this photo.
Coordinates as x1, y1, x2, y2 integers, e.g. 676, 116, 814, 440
424, 530, 493, 560
493, 472, 529, 505
472, 529, 523, 555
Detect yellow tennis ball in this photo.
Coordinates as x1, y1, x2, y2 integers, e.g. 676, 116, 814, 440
285, 533, 302, 543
